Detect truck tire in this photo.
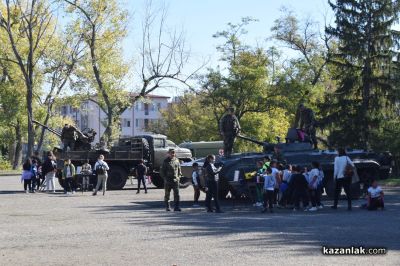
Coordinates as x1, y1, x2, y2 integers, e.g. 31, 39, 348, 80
107, 165, 128, 190
142, 138, 151, 162
179, 176, 191, 188
150, 173, 164, 188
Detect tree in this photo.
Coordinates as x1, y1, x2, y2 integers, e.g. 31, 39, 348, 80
323, 0, 400, 149
0, 0, 56, 158
34, 29, 84, 152
64, 0, 130, 144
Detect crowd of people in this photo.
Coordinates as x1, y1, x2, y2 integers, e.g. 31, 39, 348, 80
19, 148, 385, 213
19, 151, 111, 196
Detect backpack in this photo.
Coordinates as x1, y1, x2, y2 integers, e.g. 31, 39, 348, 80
96, 163, 107, 175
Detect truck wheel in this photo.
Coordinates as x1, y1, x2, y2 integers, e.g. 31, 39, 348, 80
179, 176, 191, 188
150, 173, 164, 188
107, 165, 127, 190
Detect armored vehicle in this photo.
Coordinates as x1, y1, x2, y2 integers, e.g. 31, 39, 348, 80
178, 141, 224, 158
181, 128, 393, 199
34, 121, 192, 190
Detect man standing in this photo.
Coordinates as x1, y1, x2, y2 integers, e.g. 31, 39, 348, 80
294, 103, 318, 149
93, 154, 109, 196
219, 107, 241, 157
61, 124, 77, 152
160, 149, 182, 211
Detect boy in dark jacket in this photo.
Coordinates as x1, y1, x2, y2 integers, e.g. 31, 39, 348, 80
289, 165, 309, 211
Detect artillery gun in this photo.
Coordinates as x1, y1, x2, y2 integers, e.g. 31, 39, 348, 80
33, 121, 192, 190
181, 128, 393, 199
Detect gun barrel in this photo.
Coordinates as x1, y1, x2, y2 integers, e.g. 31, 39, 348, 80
33, 120, 62, 137
237, 134, 265, 146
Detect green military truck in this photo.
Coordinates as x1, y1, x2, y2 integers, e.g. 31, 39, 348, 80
179, 141, 224, 158
33, 121, 192, 190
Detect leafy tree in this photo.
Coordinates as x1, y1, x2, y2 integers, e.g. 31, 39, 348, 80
0, 0, 57, 158
64, 0, 130, 145
323, 0, 400, 149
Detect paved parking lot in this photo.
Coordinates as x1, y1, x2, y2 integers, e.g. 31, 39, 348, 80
0, 175, 399, 266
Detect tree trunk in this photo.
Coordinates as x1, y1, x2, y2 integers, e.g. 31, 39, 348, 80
13, 120, 23, 170
36, 112, 51, 152
26, 82, 35, 159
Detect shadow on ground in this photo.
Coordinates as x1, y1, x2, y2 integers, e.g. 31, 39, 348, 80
81, 188, 400, 254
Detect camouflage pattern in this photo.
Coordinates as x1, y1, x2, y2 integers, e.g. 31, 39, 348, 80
160, 157, 182, 184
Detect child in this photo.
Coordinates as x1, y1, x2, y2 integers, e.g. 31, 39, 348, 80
316, 164, 325, 209
81, 159, 92, 192
62, 159, 76, 195
262, 167, 276, 213
279, 164, 292, 207
30, 159, 39, 193
306, 162, 320, 212
270, 160, 280, 205
21, 159, 33, 193
192, 163, 201, 207
367, 179, 384, 210
253, 161, 264, 207
289, 165, 309, 211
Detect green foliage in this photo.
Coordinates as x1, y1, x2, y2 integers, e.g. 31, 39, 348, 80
322, 0, 400, 149
0, 156, 12, 170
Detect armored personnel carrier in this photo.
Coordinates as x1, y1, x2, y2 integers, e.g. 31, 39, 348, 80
181, 128, 393, 199
34, 121, 192, 190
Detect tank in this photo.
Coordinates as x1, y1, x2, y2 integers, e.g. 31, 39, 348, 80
181, 128, 393, 199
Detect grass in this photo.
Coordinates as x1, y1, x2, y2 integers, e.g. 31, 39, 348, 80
380, 178, 400, 187
0, 169, 20, 176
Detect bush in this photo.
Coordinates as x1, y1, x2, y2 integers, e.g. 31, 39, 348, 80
0, 156, 12, 170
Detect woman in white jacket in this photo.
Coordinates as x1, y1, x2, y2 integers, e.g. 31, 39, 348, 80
332, 148, 354, 210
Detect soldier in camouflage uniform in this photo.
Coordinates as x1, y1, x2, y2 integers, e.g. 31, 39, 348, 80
294, 103, 318, 150
160, 149, 182, 211
61, 124, 78, 152
219, 107, 241, 157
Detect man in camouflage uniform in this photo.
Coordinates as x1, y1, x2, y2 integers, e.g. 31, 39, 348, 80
61, 124, 77, 152
294, 103, 318, 149
160, 149, 182, 211
219, 107, 241, 157
271, 145, 286, 165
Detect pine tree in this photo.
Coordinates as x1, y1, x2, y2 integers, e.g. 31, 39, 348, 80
322, 0, 400, 149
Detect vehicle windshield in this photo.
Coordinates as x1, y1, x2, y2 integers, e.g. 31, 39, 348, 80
166, 140, 177, 147
153, 138, 165, 148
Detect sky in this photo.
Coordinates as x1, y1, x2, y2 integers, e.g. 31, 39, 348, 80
121, 0, 333, 97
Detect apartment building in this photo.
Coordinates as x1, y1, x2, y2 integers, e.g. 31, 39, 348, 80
59, 94, 170, 144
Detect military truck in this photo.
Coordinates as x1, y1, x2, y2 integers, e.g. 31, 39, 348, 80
178, 141, 224, 158
33, 121, 192, 190
181, 128, 393, 199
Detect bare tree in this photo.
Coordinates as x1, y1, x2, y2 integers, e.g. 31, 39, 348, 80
134, 2, 203, 101
0, 0, 56, 158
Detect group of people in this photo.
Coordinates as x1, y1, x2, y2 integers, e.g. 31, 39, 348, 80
248, 147, 385, 212
20, 152, 110, 196
160, 149, 224, 213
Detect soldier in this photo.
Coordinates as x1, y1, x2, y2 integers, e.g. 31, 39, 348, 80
61, 124, 77, 152
219, 107, 241, 157
160, 149, 182, 211
294, 103, 318, 150
271, 145, 286, 165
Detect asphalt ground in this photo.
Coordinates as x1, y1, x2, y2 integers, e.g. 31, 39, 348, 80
0, 175, 399, 266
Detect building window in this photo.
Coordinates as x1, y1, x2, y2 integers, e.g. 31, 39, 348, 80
122, 119, 131, 128
144, 103, 149, 115
135, 102, 139, 111
144, 119, 149, 129
136, 119, 139, 128
157, 103, 161, 110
